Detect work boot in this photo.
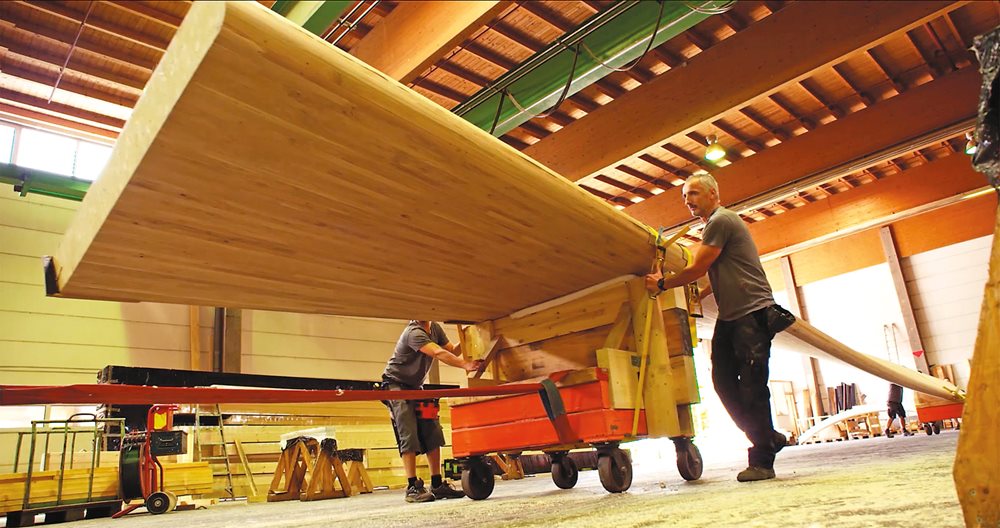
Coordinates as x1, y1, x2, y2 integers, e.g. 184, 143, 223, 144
430, 480, 466, 499
737, 466, 776, 482
773, 431, 788, 453
404, 479, 435, 503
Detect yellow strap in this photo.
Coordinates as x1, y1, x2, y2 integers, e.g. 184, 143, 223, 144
631, 298, 655, 437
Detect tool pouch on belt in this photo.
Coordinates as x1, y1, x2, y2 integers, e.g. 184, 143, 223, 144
764, 304, 796, 336
414, 399, 440, 420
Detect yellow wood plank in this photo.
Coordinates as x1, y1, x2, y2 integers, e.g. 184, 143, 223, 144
954, 206, 999, 526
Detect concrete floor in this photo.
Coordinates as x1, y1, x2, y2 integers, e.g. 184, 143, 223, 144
57, 431, 963, 528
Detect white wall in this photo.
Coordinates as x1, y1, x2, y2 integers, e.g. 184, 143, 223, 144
793, 263, 913, 410
902, 234, 992, 389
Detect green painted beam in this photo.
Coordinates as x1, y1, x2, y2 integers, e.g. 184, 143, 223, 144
0, 162, 90, 201
454, 1, 728, 137
277, 1, 353, 36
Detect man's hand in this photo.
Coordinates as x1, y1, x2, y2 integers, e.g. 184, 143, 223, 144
463, 359, 485, 373
644, 271, 663, 295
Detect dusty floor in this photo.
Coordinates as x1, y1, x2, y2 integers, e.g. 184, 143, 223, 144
41, 431, 963, 528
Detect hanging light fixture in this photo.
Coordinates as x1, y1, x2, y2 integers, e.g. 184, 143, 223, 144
704, 134, 726, 162
965, 131, 978, 156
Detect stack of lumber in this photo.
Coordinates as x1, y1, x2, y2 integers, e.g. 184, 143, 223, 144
0, 462, 213, 513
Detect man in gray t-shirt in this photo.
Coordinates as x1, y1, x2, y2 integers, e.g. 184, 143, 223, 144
382, 321, 482, 503
646, 174, 787, 482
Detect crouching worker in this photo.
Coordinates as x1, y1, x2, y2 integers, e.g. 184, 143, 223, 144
382, 320, 484, 503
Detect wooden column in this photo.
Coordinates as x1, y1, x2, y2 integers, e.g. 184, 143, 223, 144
223, 308, 242, 374
879, 226, 930, 374
953, 202, 999, 526
189, 306, 200, 371
780, 256, 827, 418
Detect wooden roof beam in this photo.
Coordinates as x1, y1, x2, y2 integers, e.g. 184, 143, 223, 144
16, 1, 171, 52
748, 154, 987, 255
104, 1, 185, 28
463, 42, 519, 71
0, 88, 125, 130
490, 22, 543, 53
626, 67, 980, 229
1, 12, 159, 71
518, 2, 574, 33
906, 30, 942, 78
614, 164, 672, 189
0, 102, 118, 140
830, 64, 874, 107
523, 1, 963, 181
0, 62, 139, 108
739, 107, 789, 142
351, 2, 507, 84
866, 48, 907, 95
1, 38, 147, 90
433, 62, 492, 88
660, 143, 711, 170
595, 174, 654, 198
798, 78, 845, 119
768, 93, 816, 131
638, 153, 689, 183
711, 119, 765, 153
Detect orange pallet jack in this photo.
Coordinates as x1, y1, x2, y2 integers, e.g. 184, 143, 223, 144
450, 276, 705, 500
113, 404, 186, 517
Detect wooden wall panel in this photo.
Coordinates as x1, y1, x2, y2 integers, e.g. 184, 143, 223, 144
893, 194, 997, 257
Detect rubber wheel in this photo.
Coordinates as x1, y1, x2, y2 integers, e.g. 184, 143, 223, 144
674, 439, 703, 481
145, 491, 173, 514
933, 421, 942, 435
597, 448, 632, 493
461, 458, 495, 501
925, 423, 933, 436
551, 456, 578, 489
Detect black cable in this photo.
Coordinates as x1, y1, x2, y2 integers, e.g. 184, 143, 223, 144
505, 41, 581, 121
489, 89, 507, 135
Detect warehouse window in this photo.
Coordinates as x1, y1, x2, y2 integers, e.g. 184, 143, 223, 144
4, 123, 112, 182
0, 125, 13, 163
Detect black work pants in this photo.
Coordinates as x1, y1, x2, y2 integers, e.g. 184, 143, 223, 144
712, 308, 780, 469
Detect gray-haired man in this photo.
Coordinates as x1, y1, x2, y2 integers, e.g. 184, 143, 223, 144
645, 174, 788, 482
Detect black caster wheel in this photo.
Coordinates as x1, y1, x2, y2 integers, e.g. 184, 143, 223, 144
933, 421, 942, 435
550, 454, 578, 489
145, 491, 175, 515
597, 448, 632, 493
673, 438, 703, 481
924, 423, 933, 436
461, 457, 495, 500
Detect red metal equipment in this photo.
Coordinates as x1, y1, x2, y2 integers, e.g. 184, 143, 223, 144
113, 404, 186, 517
450, 369, 701, 500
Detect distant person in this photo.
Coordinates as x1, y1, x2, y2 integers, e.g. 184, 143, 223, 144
885, 383, 913, 437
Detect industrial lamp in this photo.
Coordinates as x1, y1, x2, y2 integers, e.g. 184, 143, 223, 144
965, 131, 978, 156
704, 135, 726, 162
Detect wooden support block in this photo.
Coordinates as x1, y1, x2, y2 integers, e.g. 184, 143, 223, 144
301, 443, 350, 501
491, 454, 525, 481
597, 349, 699, 409
627, 278, 680, 438
346, 461, 373, 494
267, 438, 315, 502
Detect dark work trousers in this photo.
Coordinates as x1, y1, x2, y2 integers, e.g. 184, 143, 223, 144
712, 308, 780, 469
